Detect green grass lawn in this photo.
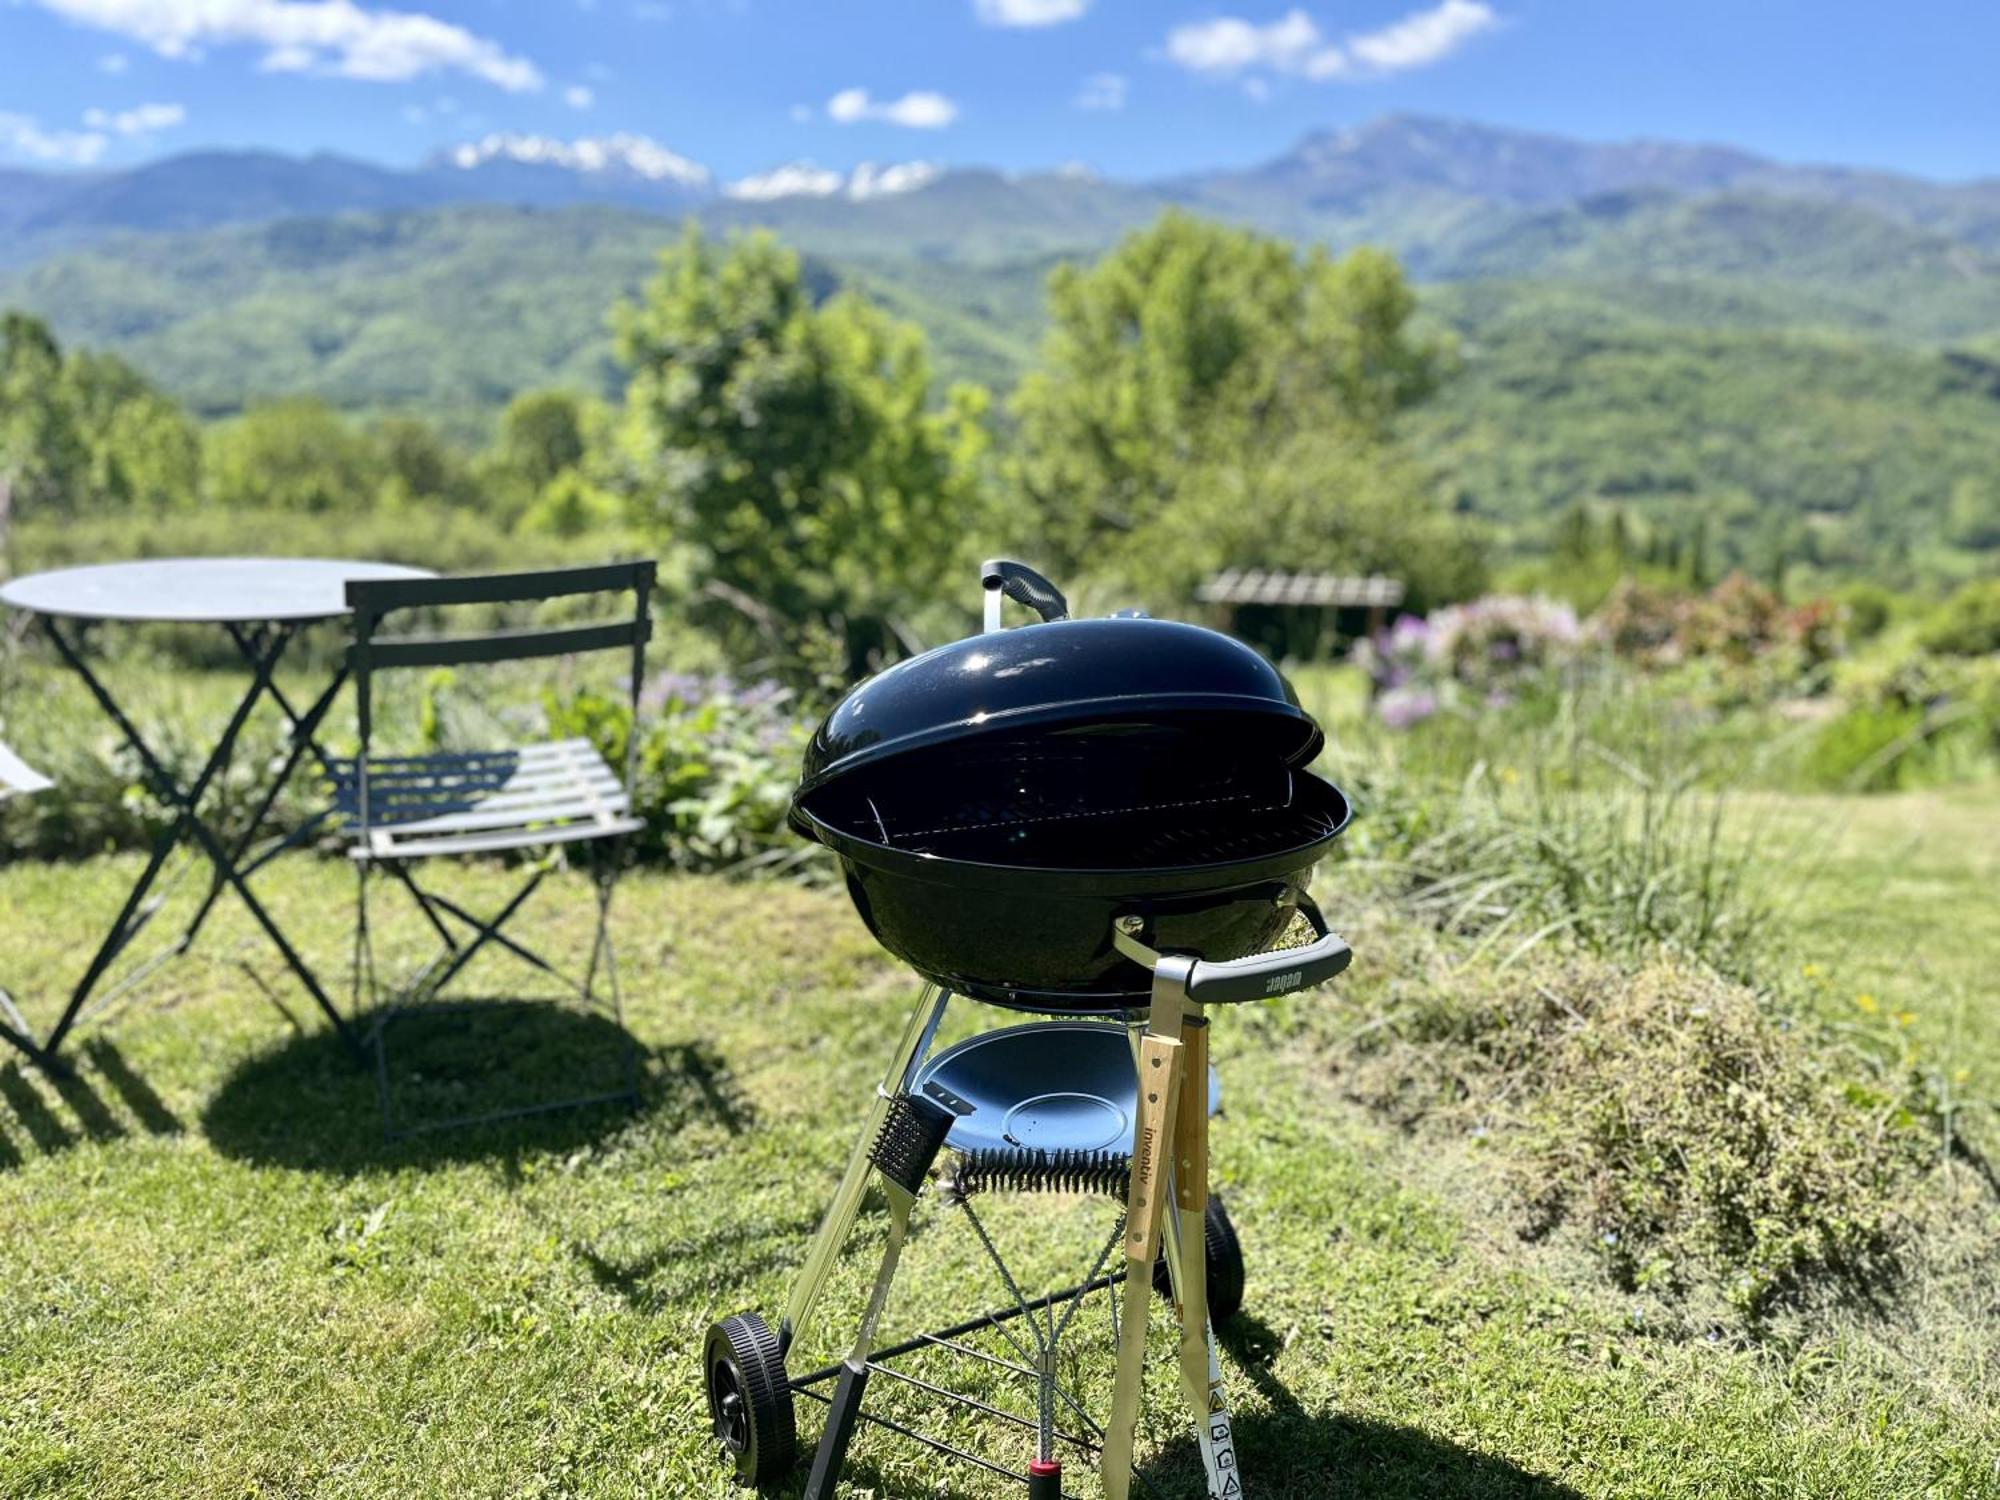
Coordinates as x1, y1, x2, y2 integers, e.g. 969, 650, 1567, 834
1741, 784, 2000, 1098
2, 824, 1995, 1498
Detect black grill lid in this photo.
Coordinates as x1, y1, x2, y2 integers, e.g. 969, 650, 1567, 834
795, 616, 1323, 803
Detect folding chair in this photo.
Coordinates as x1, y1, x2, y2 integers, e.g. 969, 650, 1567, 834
0, 741, 55, 1061
332, 562, 656, 1138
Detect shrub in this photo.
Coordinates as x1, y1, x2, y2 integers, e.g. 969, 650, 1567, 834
1807, 648, 2000, 790
1801, 702, 1928, 792
1833, 581, 1899, 643
0, 659, 308, 861
547, 671, 820, 877
1594, 572, 1844, 685
1918, 578, 2000, 657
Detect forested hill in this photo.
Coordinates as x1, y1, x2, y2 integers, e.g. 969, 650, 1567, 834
3, 113, 1998, 583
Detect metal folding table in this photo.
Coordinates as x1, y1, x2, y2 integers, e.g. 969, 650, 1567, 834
0, 557, 433, 1067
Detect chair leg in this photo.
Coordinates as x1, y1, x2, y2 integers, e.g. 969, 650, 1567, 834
366, 855, 644, 1140
351, 860, 377, 1027
586, 854, 640, 1103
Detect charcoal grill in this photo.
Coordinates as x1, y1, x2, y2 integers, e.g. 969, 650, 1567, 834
791, 564, 1351, 1010
704, 561, 1355, 1499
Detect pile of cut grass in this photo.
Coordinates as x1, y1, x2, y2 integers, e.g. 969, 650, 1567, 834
1327, 951, 1947, 1328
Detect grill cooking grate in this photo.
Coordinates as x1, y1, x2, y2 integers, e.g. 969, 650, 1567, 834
811, 730, 1343, 869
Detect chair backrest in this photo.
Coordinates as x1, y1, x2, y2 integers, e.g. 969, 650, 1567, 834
346, 560, 657, 770
0, 741, 53, 802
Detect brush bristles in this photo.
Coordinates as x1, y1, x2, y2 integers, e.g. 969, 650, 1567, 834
938, 1147, 1131, 1205
871, 1093, 956, 1195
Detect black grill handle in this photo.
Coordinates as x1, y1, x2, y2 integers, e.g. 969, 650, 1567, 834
1115, 891, 1352, 1005
980, 559, 1070, 628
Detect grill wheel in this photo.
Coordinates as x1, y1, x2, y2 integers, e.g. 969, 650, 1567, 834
704, 1312, 796, 1487
1153, 1197, 1248, 1322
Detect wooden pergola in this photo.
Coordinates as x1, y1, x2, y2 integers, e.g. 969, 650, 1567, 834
1195, 569, 1407, 659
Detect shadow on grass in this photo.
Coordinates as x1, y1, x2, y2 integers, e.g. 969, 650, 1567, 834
573, 1206, 825, 1313
200, 998, 747, 1173
0, 1040, 186, 1171
1135, 1314, 1586, 1500
84, 1038, 183, 1136
776, 1313, 1584, 1500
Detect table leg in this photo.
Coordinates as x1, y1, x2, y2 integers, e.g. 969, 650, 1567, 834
32, 619, 351, 1063
179, 638, 347, 948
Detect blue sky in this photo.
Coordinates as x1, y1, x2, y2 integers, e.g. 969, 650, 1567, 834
2, 0, 1997, 184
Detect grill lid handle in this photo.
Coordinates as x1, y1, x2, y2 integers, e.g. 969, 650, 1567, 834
981, 559, 1070, 632
1113, 892, 1351, 1005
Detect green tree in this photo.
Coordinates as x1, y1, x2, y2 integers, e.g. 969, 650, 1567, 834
1944, 475, 2000, 550
496, 390, 590, 494
205, 398, 378, 513
613, 227, 989, 673
1143, 431, 1486, 610
1010, 213, 1452, 596
374, 416, 470, 510
61, 349, 201, 512
0, 313, 85, 531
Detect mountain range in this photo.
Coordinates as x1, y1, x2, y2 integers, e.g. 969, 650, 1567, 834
3, 114, 1997, 582
7, 113, 2000, 264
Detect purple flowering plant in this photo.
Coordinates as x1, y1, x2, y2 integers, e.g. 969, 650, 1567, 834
1358, 595, 1584, 729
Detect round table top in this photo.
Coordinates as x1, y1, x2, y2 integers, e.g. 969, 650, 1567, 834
0, 557, 435, 625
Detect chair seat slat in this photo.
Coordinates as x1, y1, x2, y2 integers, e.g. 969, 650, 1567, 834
359, 790, 631, 837
336, 740, 634, 851
354, 814, 644, 861
335, 738, 600, 773
336, 763, 621, 804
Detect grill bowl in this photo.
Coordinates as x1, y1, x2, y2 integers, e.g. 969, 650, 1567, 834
793, 731, 1350, 1012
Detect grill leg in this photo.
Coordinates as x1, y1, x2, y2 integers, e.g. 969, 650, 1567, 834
802, 1362, 869, 1499
781, 983, 949, 1356
1160, 1018, 1240, 1498
1102, 1018, 1188, 1500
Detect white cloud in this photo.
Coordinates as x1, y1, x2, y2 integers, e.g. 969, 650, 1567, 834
96, 51, 129, 72
727, 161, 843, 201
0, 112, 108, 165
1074, 71, 1126, 110
81, 101, 187, 135
974, 0, 1087, 26
445, 132, 712, 188
725, 159, 941, 202
1162, 1, 1496, 84
848, 160, 941, 198
826, 88, 957, 129
1164, 10, 1347, 79
27, 0, 544, 92
564, 84, 594, 109
1349, 0, 1498, 70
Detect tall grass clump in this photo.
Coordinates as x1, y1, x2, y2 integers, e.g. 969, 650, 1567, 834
1328, 704, 1774, 984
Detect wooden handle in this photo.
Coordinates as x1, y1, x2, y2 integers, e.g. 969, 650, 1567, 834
1124, 1033, 1184, 1261
1173, 1018, 1209, 1214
